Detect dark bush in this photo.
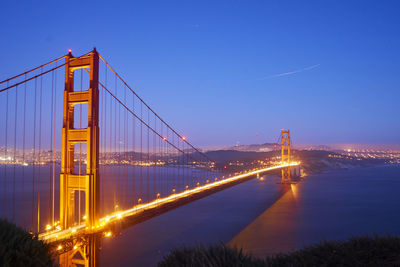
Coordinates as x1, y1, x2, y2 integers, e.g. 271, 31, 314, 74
158, 243, 265, 267
159, 235, 400, 267
265, 235, 400, 267
0, 219, 54, 267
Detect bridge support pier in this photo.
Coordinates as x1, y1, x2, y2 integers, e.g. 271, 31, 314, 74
59, 49, 100, 267
281, 167, 291, 183
292, 166, 299, 178
59, 235, 100, 267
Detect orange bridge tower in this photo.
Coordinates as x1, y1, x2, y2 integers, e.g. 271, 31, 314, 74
281, 129, 291, 183
59, 49, 100, 267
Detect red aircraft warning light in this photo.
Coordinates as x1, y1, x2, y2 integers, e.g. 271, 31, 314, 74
181, 136, 186, 141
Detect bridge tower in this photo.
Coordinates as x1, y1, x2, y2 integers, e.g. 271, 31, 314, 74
281, 129, 291, 183
59, 49, 100, 267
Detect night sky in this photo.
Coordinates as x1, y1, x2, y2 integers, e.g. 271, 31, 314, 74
1, 0, 399, 147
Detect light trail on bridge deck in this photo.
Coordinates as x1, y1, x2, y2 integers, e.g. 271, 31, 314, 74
39, 162, 299, 245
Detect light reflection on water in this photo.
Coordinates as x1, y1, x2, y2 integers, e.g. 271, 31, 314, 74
229, 183, 301, 256
230, 165, 400, 257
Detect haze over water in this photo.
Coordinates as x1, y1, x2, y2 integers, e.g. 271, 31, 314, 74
99, 165, 400, 266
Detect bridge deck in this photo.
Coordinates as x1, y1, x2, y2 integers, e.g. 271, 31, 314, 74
39, 163, 299, 251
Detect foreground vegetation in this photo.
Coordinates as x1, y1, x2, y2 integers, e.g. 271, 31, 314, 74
0, 219, 54, 267
158, 235, 400, 267
2, 219, 399, 267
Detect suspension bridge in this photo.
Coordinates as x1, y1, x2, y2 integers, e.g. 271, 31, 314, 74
0, 49, 300, 267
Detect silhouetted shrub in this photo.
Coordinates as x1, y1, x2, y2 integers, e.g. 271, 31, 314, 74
159, 235, 400, 267
0, 219, 54, 267
158, 243, 265, 267
265, 235, 400, 267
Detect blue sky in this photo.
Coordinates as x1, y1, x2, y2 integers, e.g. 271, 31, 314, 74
1, 0, 399, 147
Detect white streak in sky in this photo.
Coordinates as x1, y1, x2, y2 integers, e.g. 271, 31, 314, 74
260, 64, 320, 80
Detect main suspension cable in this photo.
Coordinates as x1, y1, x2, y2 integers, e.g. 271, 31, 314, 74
99, 81, 211, 168
0, 55, 66, 85
0, 52, 90, 93
98, 54, 214, 164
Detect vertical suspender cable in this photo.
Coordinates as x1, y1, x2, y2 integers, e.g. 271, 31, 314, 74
132, 93, 135, 206
52, 63, 57, 225
100, 64, 104, 215
107, 83, 111, 213
117, 76, 121, 208
166, 128, 169, 192
162, 124, 164, 196
37, 68, 43, 232
22, 75, 27, 227
103, 82, 107, 213
105, 66, 110, 213
103, 65, 107, 213
12, 85, 18, 223
158, 121, 160, 196
185, 142, 188, 188
114, 75, 117, 209
178, 135, 181, 190
180, 134, 183, 192
32, 79, 37, 231
49, 69, 54, 225
122, 86, 125, 207
147, 110, 149, 201
183, 139, 186, 190
183, 137, 186, 190
3, 82, 8, 218
184, 138, 190, 189
123, 88, 125, 205
110, 74, 113, 211
124, 85, 127, 207
160, 124, 163, 196
153, 114, 156, 198
140, 102, 143, 202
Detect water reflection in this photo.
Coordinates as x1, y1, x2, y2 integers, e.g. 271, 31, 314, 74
229, 183, 301, 257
